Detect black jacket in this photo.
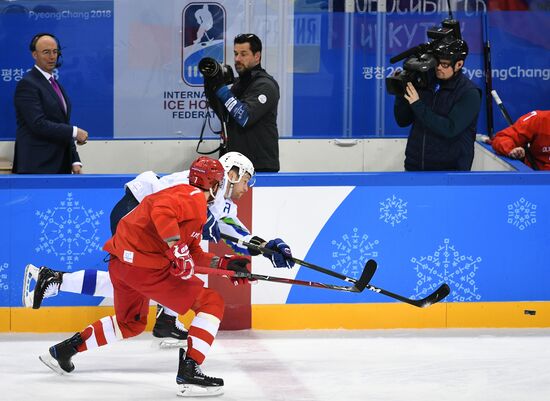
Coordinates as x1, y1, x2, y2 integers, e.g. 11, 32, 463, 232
12, 67, 80, 174
395, 70, 481, 171
226, 65, 280, 172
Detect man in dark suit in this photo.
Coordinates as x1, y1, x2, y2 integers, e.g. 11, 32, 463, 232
12, 33, 88, 174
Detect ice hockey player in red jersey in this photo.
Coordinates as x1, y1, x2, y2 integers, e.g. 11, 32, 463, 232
492, 110, 550, 170
38, 156, 249, 397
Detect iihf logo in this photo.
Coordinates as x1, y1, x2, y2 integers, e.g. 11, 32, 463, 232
182, 2, 227, 86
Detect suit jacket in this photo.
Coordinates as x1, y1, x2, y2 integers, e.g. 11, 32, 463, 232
12, 66, 80, 174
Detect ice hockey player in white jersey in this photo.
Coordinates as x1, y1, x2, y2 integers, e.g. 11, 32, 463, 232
23, 152, 294, 347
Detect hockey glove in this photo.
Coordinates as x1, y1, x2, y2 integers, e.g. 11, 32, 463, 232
218, 255, 251, 286
202, 209, 221, 243
165, 243, 195, 280
264, 238, 295, 268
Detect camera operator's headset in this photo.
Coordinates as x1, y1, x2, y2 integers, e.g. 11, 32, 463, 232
29, 32, 63, 68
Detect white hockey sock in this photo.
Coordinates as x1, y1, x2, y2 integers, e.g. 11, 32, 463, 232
187, 312, 220, 364
60, 270, 114, 298
79, 315, 123, 351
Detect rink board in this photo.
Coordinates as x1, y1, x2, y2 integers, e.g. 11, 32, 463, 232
1, 172, 550, 331
2, 301, 550, 332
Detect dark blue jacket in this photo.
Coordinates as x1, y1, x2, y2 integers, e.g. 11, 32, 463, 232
395, 70, 481, 171
12, 67, 80, 174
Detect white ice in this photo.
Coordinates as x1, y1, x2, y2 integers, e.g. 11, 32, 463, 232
1, 329, 549, 401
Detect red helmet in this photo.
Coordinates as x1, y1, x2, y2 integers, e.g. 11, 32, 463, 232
189, 156, 224, 191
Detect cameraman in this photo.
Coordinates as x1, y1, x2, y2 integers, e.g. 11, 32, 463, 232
394, 39, 481, 171
204, 34, 280, 172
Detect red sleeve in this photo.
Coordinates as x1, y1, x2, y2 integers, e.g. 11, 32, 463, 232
149, 186, 216, 266
492, 111, 539, 155
149, 186, 203, 242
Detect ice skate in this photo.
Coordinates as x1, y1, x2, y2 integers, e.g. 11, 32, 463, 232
22, 264, 40, 307
31, 267, 64, 309
39, 333, 83, 375
152, 305, 188, 349
176, 349, 223, 397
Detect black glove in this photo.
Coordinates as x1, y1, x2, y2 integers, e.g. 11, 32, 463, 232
218, 255, 251, 286
204, 69, 227, 93
247, 236, 265, 256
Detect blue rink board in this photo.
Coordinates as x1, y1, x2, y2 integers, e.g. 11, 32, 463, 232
0, 172, 549, 307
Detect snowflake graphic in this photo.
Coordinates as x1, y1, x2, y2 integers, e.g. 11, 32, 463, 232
379, 194, 408, 227
0, 263, 8, 292
507, 197, 537, 231
35, 192, 104, 270
331, 228, 379, 279
410, 238, 482, 302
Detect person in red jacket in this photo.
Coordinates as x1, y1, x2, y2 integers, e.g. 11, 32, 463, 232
38, 156, 249, 397
492, 110, 550, 170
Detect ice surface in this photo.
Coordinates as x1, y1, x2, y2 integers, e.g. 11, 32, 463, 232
1, 329, 549, 401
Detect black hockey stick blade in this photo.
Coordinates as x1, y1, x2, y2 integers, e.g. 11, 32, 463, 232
365, 282, 450, 308
352, 259, 377, 292
416, 283, 450, 308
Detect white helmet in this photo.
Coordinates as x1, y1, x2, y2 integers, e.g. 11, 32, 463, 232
219, 152, 256, 187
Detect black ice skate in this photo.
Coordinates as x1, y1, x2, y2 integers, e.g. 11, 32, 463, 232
176, 348, 224, 397
152, 305, 188, 348
32, 266, 64, 309
39, 333, 83, 375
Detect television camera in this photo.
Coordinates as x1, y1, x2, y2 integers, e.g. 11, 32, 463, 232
385, 15, 464, 96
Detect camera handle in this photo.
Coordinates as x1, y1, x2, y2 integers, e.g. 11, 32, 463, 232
197, 85, 230, 156
196, 110, 228, 157
389, 43, 429, 64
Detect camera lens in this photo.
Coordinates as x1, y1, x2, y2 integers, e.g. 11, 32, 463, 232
198, 57, 220, 78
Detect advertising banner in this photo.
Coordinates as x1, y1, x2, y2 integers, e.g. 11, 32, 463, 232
112, 0, 291, 139
112, 0, 240, 138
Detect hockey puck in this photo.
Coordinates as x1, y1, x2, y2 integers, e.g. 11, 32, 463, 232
524, 310, 536, 316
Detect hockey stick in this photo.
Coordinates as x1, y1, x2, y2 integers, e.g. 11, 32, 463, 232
483, 11, 495, 138
221, 233, 451, 308
491, 90, 513, 125
491, 90, 540, 170
220, 233, 372, 286
363, 282, 450, 308
194, 259, 376, 293
221, 233, 449, 307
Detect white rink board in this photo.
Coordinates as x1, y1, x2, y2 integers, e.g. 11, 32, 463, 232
251, 186, 354, 304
